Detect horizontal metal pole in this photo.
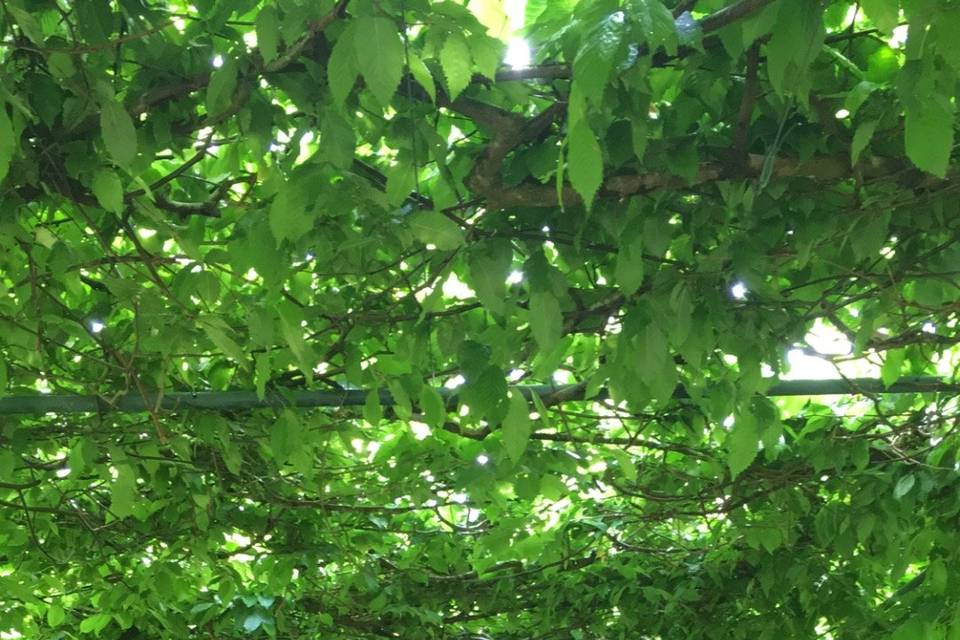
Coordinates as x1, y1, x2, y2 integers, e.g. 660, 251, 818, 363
0, 377, 956, 415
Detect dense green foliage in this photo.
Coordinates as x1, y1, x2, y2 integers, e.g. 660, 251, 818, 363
1, 0, 959, 637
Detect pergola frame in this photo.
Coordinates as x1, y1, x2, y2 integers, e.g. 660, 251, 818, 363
0, 377, 955, 415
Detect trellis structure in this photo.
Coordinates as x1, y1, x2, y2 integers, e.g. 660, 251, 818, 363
1, 376, 958, 414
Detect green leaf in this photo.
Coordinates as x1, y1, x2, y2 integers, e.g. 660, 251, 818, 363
92, 169, 124, 213
462, 365, 508, 422
419, 385, 447, 428
468, 240, 513, 315
319, 111, 355, 169
47, 604, 65, 627
206, 57, 238, 117
110, 464, 137, 519
860, 0, 900, 32
471, 0, 509, 37
905, 101, 953, 178
845, 80, 880, 117
851, 119, 878, 165
353, 17, 404, 106
757, 527, 781, 553
364, 389, 382, 425
573, 14, 625, 104
614, 222, 645, 295
540, 473, 567, 500
100, 100, 137, 168
528, 390, 552, 431
928, 558, 948, 594
894, 473, 916, 499
408, 52, 436, 102
408, 211, 464, 250
387, 380, 412, 420
567, 120, 603, 210
610, 448, 637, 481
529, 291, 562, 354
7, 5, 44, 44
47, 52, 76, 79
254, 352, 270, 401
243, 612, 265, 632
936, 10, 960, 70
328, 25, 359, 108
765, 1, 825, 97
0, 450, 13, 480
79, 613, 112, 635
640, 324, 677, 403
440, 32, 473, 102
386, 161, 416, 207
849, 210, 891, 261
69, 438, 97, 475
631, 0, 678, 55
256, 6, 280, 63
269, 178, 312, 246
0, 105, 15, 184
881, 348, 906, 387
194, 271, 221, 301
248, 306, 275, 347
198, 316, 246, 365
271, 410, 301, 463
502, 390, 532, 462
469, 34, 503, 80
277, 301, 313, 378
727, 410, 759, 479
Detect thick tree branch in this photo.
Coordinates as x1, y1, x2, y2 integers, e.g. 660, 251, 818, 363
460, 101, 563, 197
731, 43, 760, 173
478, 154, 903, 209
461, 0, 780, 207
673, 0, 699, 17
698, 0, 776, 34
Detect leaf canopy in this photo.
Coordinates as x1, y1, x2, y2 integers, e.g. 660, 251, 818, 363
0, 0, 959, 638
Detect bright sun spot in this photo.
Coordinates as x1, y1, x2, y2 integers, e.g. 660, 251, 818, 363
212, 55, 224, 68
730, 281, 748, 300
505, 39, 531, 68
445, 374, 466, 389
783, 319, 880, 381
502, 0, 530, 69
442, 272, 476, 300
506, 270, 524, 285
889, 24, 908, 48
409, 421, 432, 440
476, 454, 489, 465
786, 348, 837, 380
89, 319, 105, 334
806, 319, 852, 356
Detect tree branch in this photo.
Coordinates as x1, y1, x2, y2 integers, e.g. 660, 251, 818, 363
478, 154, 903, 209
698, 0, 776, 34
731, 43, 760, 173
131, 0, 349, 117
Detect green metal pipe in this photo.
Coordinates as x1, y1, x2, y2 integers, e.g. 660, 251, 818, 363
0, 377, 955, 415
